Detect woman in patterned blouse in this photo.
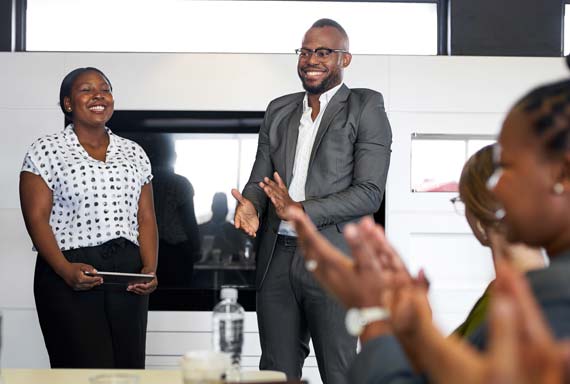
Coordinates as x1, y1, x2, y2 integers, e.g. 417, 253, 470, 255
20, 67, 158, 368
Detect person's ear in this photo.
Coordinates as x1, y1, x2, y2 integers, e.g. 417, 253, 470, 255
341, 52, 352, 68
63, 96, 72, 112
552, 151, 570, 195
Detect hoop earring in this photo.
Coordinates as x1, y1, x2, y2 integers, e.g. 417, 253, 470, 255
553, 183, 565, 195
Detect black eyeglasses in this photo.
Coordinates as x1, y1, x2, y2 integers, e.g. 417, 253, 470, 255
295, 48, 349, 60
450, 196, 465, 216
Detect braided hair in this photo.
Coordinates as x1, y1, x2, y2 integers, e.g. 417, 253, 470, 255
514, 74, 570, 156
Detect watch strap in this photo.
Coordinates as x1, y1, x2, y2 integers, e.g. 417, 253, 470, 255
345, 306, 390, 336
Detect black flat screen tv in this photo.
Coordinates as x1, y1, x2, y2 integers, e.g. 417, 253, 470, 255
107, 110, 263, 310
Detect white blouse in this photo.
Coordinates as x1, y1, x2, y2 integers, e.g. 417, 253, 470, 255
22, 124, 153, 251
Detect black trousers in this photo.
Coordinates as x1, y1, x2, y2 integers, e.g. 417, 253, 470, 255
156, 239, 194, 287
257, 235, 357, 384
34, 238, 149, 368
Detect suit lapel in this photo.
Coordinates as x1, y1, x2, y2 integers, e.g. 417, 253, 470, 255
308, 84, 350, 167
284, 100, 303, 186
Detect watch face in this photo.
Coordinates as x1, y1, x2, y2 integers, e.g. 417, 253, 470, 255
345, 308, 364, 336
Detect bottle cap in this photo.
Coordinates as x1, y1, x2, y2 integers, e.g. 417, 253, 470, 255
220, 287, 238, 300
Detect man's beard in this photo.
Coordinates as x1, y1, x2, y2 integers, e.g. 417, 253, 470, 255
299, 69, 341, 95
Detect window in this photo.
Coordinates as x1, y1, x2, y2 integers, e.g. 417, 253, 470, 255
411, 134, 495, 192
27, 0, 437, 55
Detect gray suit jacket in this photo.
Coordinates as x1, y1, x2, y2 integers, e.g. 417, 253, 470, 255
242, 84, 392, 289
347, 250, 570, 384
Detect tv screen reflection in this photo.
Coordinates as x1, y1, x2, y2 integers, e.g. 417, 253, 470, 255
125, 132, 259, 290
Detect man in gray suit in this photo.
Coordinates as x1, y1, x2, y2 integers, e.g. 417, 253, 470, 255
231, 18, 392, 384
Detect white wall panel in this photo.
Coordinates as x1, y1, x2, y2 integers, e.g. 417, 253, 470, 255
342, 55, 391, 104
0, 53, 65, 109
388, 56, 567, 113
386, 213, 473, 265
429, 289, 489, 314
62, 53, 299, 111
148, 311, 260, 333
434, 313, 476, 335
1, 309, 49, 368
146, 331, 261, 356
0, 210, 37, 308
145, 355, 283, 369
0, 108, 62, 209
410, 233, 494, 288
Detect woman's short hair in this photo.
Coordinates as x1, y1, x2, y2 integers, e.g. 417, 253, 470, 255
59, 67, 112, 120
459, 144, 501, 228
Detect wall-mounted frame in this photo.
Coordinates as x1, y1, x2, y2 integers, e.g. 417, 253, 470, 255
410, 133, 495, 193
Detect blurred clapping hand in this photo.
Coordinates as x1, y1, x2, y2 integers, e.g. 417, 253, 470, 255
287, 207, 430, 343
288, 206, 570, 384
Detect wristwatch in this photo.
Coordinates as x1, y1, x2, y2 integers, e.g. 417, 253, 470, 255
345, 307, 390, 336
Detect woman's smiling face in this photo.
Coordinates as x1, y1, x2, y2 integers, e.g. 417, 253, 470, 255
64, 70, 114, 128
490, 104, 570, 253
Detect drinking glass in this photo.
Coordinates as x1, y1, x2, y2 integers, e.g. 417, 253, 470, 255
181, 350, 230, 384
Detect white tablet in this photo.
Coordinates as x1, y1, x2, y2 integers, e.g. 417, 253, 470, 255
84, 271, 154, 285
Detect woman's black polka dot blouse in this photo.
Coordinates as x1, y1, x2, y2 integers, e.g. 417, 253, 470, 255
22, 124, 153, 251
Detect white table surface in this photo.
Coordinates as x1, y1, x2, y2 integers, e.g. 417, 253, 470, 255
2, 368, 181, 384
1, 368, 287, 384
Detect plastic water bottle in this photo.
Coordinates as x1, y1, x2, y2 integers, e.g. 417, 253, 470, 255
212, 287, 244, 381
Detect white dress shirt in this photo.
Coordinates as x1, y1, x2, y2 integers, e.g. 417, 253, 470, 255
278, 83, 343, 236
22, 124, 153, 251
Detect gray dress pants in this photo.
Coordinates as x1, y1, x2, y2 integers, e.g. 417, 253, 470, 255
257, 235, 357, 384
